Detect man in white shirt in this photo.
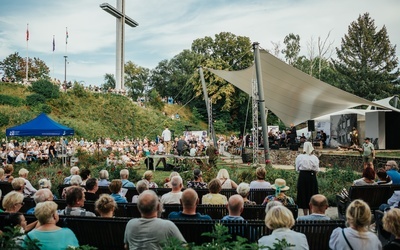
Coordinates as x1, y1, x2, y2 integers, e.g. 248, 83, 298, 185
160, 176, 183, 204
162, 126, 172, 154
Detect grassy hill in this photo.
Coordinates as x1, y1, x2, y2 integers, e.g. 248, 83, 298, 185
0, 82, 207, 140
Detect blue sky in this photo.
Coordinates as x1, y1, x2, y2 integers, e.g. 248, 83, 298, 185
0, 0, 399, 86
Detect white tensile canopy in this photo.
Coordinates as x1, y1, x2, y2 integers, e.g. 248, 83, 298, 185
208, 50, 388, 126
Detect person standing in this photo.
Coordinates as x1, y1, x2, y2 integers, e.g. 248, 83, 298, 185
162, 126, 172, 155
48, 141, 56, 165
296, 141, 320, 216
361, 137, 375, 169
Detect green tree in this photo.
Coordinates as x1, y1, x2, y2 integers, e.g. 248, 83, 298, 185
0, 53, 50, 81
102, 73, 115, 90
30, 79, 60, 99
282, 33, 301, 65
332, 13, 399, 100
0, 52, 25, 81
124, 61, 150, 100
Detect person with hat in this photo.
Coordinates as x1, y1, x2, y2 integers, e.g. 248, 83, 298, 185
295, 141, 320, 216
262, 178, 295, 206
361, 137, 375, 169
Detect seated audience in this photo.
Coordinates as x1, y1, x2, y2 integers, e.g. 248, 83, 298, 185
80, 168, 91, 186
124, 190, 186, 249
216, 168, 237, 189
62, 175, 84, 199
249, 167, 271, 189
26, 189, 54, 215
187, 169, 207, 189
377, 168, 393, 185
202, 179, 228, 205
258, 206, 309, 249
2, 191, 25, 213
38, 178, 57, 200
379, 190, 400, 211
221, 194, 245, 221
329, 199, 381, 249
84, 178, 99, 201
262, 178, 295, 206
109, 179, 128, 203
385, 161, 400, 184
3, 212, 27, 245
353, 167, 377, 186
11, 178, 26, 195
63, 166, 80, 185
297, 194, 330, 221
236, 182, 256, 205
24, 201, 79, 249
142, 170, 158, 188
4, 164, 14, 182
168, 188, 212, 220
132, 180, 149, 203
120, 169, 135, 188
98, 169, 110, 186
18, 168, 37, 197
382, 208, 400, 250
265, 200, 283, 214
95, 194, 117, 218
164, 171, 180, 188
58, 186, 95, 216
160, 176, 183, 205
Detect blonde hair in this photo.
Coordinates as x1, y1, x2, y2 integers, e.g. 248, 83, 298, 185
2, 191, 24, 211
120, 169, 129, 179
11, 178, 25, 191
169, 171, 180, 180
143, 170, 154, 181
136, 180, 149, 194
383, 208, 400, 238
265, 205, 295, 230
18, 168, 29, 176
0, 168, 4, 179
216, 169, 230, 179
70, 166, 79, 175
95, 194, 117, 215
99, 170, 109, 180
34, 201, 58, 224
346, 199, 371, 230
255, 167, 266, 180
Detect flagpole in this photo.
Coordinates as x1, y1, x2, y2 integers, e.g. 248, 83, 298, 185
52, 35, 55, 79
25, 23, 29, 84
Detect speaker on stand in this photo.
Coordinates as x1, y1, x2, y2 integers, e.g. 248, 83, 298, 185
308, 120, 315, 145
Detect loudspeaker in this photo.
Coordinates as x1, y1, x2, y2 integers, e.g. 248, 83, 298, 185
308, 120, 315, 131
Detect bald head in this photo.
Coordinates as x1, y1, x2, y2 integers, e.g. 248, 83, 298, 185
228, 194, 244, 216
181, 188, 198, 207
138, 190, 160, 217
33, 189, 54, 204
310, 194, 328, 214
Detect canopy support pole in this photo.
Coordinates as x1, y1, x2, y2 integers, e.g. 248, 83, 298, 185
253, 43, 271, 165
199, 67, 217, 146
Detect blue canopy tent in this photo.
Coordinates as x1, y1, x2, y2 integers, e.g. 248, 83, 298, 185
6, 113, 74, 137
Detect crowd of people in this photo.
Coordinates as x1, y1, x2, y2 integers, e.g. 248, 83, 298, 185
1, 133, 400, 248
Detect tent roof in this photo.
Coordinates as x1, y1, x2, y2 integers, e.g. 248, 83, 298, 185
209, 50, 389, 126
6, 113, 74, 137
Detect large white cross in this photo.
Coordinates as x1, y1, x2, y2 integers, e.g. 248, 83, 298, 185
100, 0, 138, 90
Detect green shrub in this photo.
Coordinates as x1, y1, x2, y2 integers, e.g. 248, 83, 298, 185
0, 112, 10, 127
30, 79, 60, 99
71, 82, 89, 98
26, 93, 46, 106
0, 94, 24, 106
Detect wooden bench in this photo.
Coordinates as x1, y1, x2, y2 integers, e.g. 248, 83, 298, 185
0, 213, 344, 250
336, 185, 400, 219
